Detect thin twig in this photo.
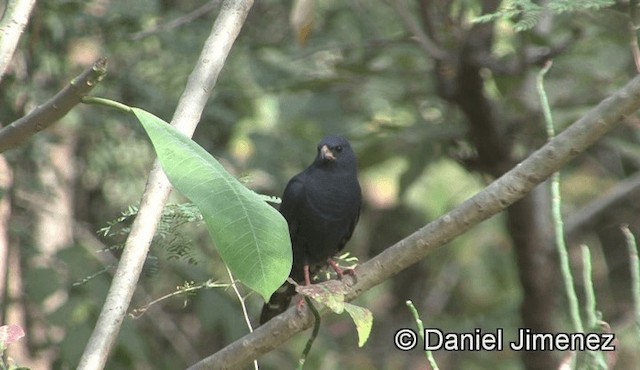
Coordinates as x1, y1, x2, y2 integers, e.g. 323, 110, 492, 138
224, 265, 258, 370
130, 1, 222, 41
225, 266, 253, 333
129, 279, 231, 318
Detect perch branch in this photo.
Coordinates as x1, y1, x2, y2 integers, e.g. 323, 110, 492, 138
187, 73, 640, 370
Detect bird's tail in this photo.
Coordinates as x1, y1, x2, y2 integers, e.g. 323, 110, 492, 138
260, 282, 296, 324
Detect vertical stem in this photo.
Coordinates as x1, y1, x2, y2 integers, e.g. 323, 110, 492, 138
581, 245, 607, 369
622, 225, 640, 339
406, 300, 439, 370
537, 61, 584, 337
224, 265, 258, 370
581, 245, 597, 330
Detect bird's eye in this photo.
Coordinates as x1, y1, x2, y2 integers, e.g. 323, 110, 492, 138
335, 145, 343, 152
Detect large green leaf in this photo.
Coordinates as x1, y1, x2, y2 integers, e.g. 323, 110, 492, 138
132, 108, 292, 301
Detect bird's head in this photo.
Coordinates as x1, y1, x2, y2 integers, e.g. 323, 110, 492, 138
315, 135, 356, 168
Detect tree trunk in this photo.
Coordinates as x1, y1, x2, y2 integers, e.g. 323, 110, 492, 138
507, 185, 560, 369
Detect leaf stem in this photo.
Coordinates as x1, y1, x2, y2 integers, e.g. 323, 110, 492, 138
81, 96, 133, 113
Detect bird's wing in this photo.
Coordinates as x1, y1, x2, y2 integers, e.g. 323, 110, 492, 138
338, 202, 360, 252
279, 174, 306, 237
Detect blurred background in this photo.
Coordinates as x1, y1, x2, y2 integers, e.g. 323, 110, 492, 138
1, 0, 640, 369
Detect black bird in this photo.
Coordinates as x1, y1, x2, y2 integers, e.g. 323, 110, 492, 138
260, 135, 362, 324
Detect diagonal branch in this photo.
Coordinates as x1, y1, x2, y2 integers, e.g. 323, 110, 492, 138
187, 73, 640, 370
130, 0, 222, 41
565, 171, 640, 240
0, 0, 36, 82
0, 58, 108, 153
389, 0, 448, 61
76, 1, 255, 369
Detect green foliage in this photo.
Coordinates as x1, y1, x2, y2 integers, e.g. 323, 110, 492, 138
474, 0, 615, 31
5, 0, 640, 368
132, 108, 292, 301
98, 203, 202, 265
297, 280, 373, 348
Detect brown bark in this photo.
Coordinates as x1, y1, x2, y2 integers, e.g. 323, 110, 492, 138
507, 186, 559, 369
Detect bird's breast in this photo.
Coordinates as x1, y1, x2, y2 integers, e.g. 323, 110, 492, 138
304, 179, 360, 221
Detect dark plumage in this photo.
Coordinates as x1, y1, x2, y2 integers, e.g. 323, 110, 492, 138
260, 136, 362, 324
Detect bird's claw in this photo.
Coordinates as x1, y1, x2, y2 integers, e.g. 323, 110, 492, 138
327, 258, 355, 280
296, 298, 306, 314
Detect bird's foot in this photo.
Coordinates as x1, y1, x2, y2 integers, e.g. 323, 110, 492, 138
327, 258, 355, 279
296, 264, 312, 315
296, 297, 306, 314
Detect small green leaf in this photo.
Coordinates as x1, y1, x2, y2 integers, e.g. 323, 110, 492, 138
343, 303, 373, 347
297, 280, 372, 347
131, 108, 292, 301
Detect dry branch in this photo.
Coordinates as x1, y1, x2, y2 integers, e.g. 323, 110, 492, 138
0, 58, 108, 153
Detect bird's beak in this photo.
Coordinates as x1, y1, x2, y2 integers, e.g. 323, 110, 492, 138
320, 145, 336, 161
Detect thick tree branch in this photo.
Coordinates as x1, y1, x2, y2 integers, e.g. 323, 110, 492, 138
188, 74, 640, 370
76, 1, 254, 369
0, 58, 107, 153
453, 0, 509, 176
0, 0, 35, 82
